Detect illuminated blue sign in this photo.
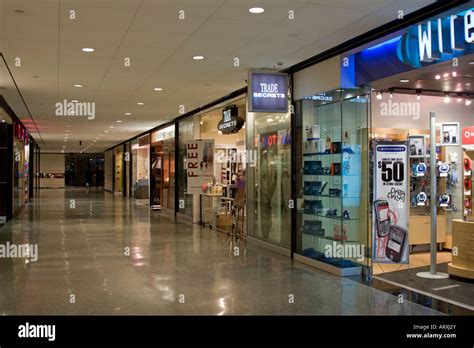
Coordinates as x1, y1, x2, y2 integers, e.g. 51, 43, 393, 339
341, 6, 474, 87
398, 8, 474, 68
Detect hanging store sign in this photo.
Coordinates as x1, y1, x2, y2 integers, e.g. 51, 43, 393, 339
372, 142, 409, 264
217, 105, 244, 134
249, 71, 288, 113
398, 8, 474, 68
186, 139, 214, 194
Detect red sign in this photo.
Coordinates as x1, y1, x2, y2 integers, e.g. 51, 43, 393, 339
462, 126, 474, 145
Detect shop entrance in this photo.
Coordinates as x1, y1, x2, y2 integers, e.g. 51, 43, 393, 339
197, 98, 247, 235
150, 126, 175, 211
370, 56, 474, 312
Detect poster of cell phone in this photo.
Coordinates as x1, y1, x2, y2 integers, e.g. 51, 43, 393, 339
186, 140, 215, 194
373, 141, 409, 264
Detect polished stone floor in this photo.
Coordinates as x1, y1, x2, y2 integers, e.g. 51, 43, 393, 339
0, 188, 443, 315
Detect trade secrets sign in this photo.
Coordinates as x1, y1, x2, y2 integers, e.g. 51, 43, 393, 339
249, 71, 288, 113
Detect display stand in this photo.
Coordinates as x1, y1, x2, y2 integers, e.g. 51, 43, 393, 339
201, 193, 221, 229
417, 112, 449, 279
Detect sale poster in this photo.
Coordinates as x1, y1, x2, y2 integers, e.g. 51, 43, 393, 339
186, 140, 214, 194
372, 142, 409, 264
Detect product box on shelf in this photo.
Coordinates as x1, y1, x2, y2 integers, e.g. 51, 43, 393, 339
304, 200, 323, 214
303, 160, 322, 175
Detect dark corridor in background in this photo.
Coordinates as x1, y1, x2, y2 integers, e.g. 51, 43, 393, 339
65, 153, 104, 187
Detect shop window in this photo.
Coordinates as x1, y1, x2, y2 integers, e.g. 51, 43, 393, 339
295, 88, 370, 270
247, 110, 292, 248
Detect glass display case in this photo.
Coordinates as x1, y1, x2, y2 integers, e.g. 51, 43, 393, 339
295, 88, 370, 273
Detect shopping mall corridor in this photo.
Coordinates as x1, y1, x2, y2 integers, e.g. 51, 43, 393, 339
0, 188, 442, 315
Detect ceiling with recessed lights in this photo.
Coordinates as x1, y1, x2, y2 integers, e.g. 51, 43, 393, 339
0, 0, 435, 153
372, 55, 474, 98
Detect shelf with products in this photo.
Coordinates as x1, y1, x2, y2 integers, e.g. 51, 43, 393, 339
296, 92, 368, 274
303, 212, 359, 221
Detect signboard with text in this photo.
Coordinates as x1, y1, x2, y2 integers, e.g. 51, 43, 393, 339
186, 140, 214, 194
372, 142, 409, 264
249, 71, 288, 113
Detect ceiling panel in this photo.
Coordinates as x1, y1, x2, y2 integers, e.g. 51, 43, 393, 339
0, 0, 437, 152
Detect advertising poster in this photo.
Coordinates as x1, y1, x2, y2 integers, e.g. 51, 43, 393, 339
186, 140, 214, 194
373, 141, 409, 264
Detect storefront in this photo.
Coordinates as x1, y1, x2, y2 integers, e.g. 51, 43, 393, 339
311, 2, 474, 310
13, 123, 30, 215
245, 71, 292, 252
131, 134, 150, 204
194, 97, 247, 233
0, 98, 35, 224
150, 125, 175, 211
113, 145, 124, 195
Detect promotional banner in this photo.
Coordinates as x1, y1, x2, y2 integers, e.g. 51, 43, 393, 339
186, 140, 214, 194
373, 141, 409, 264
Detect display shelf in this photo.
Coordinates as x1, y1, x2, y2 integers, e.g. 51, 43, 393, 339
303, 212, 359, 221
303, 194, 360, 199
302, 232, 359, 243
302, 174, 341, 177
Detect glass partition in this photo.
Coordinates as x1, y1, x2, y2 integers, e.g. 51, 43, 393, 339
295, 88, 370, 269
247, 109, 292, 248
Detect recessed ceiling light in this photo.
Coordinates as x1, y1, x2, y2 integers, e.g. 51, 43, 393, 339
93, 140, 97, 142
125, 112, 132, 116
435, 75, 441, 80
74, 84, 83, 88
116, 120, 122, 123
95, 138, 100, 140
249, 7, 264, 14
443, 73, 449, 78
444, 93, 450, 103
109, 126, 114, 129
82, 48, 94, 53
400, 79, 410, 83
154, 87, 163, 91
193, 55, 204, 60
137, 102, 144, 105
104, 130, 109, 133
469, 61, 474, 65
